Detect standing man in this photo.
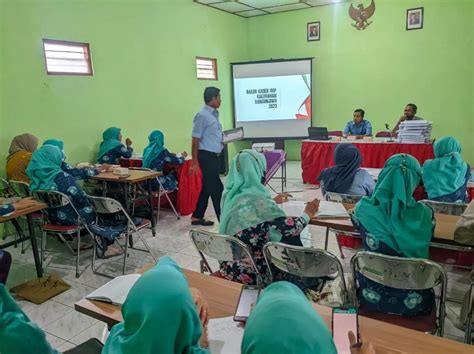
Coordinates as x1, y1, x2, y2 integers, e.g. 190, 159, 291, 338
190, 87, 224, 226
392, 103, 422, 137
343, 109, 372, 137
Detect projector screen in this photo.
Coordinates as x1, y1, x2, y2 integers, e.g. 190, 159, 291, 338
232, 58, 312, 139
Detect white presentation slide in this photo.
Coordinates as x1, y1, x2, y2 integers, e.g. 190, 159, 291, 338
232, 59, 313, 139
234, 74, 311, 122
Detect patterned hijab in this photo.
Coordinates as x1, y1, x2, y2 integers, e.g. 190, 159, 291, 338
0, 284, 58, 354
97, 127, 122, 160
422, 137, 468, 199
7, 133, 38, 160
318, 143, 362, 193
353, 154, 433, 258
26, 145, 64, 191
242, 281, 337, 354
102, 256, 208, 354
219, 149, 285, 238
142, 130, 165, 168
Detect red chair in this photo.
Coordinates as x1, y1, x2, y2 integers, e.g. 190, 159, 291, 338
376, 131, 391, 138
328, 130, 343, 137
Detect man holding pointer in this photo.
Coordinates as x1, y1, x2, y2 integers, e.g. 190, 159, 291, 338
190, 87, 223, 226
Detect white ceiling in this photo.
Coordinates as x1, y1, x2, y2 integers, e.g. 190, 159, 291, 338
194, 0, 350, 17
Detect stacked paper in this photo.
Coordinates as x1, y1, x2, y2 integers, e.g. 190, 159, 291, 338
397, 120, 432, 144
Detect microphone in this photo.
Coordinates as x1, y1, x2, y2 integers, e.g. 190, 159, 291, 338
385, 123, 390, 130
385, 123, 394, 142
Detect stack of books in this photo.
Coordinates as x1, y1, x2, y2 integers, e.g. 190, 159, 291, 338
397, 120, 432, 144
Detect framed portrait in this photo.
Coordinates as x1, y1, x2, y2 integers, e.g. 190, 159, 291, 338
307, 22, 320, 41
406, 7, 423, 30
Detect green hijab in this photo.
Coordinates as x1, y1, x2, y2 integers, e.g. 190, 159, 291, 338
0, 284, 58, 354
97, 127, 123, 160
102, 256, 208, 354
43, 139, 66, 160
353, 154, 433, 258
219, 149, 285, 239
242, 281, 337, 354
142, 130, 165, 168
422, 137, 468, 199
26, 145, 64, 191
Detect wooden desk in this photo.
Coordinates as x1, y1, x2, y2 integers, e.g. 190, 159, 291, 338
92, 170, 162, 236
75, 268, 472, 353
0, 199, 46, 277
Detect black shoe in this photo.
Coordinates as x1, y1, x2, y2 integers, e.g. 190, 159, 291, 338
191, 218, 214, 226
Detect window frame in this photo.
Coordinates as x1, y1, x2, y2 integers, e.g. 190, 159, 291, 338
196, 56, 218, 81
42, 38, 94, 76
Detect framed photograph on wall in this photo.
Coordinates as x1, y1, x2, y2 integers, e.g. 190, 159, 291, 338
406, 7, 423, 30
307, 22, 320, 41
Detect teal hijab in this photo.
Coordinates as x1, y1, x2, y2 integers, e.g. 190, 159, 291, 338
242, 281, 337, 354
422, 137, 468, 199
219, 149, 285, 239
26, 145, 64, 191
353, 154, 433, 258
0, 284, 58, 354
142, 130, 165, 168
97, 127, 123, 160
103, 256, 208, 354
43, 139, 65, 160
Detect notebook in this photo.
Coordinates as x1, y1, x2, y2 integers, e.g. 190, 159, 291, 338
208, 316, 244, 354
85, 274, 141, 305
281, 200, 349, 219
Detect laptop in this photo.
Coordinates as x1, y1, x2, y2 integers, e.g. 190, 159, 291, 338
308, 127, 331, 141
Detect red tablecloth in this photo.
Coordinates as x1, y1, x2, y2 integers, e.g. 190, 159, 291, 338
119, 158, 202, 216
301, 141, 435, 184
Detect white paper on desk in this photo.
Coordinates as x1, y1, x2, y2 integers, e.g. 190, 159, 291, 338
207, 317, 244, 354
85, 274, 141, 305
316, 201, 349, 218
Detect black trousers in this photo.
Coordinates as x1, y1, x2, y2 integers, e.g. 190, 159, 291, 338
192, 150, 224, 220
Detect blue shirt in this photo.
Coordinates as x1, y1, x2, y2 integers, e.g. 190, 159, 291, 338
192, 105, 223, 153
343, 120, 372, 136
321, 169, 375, 196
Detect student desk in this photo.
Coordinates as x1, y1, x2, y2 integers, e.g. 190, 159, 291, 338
91, 170, 161, 236
74, 267, 472, 353
0, 199, 46, 277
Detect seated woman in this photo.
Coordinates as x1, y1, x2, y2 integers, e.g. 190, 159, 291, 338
219, 149, 319, 285
27, 145, 119, 257
242, 281, 336, 354
318, 143, 375, 197
43, 139, 98, 179
6, 133, 38, 183
422, 137, 471, 203
97, 127, 133, 164
352, 154, 435, 317
103, 256, 209, 354
142, 130, 185, 191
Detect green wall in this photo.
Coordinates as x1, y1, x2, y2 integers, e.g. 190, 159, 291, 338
0, 0, 247, 172
1, 0, 473, 169
248, 0, 474, 163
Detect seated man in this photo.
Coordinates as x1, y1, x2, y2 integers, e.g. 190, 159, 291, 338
343, 109, 372, 137
392, 103, 422, 137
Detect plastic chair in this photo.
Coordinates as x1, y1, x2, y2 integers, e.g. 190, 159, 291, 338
87, 195, 156, 278
351, 251, 447, 336
420, 199, 468, 216
31, 190, 94, 278
189, 229, 264, 286
263, 242, 348, 305
323, 192, 363, 252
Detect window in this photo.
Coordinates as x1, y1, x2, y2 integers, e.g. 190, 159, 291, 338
43, 39, 93, 76
196, 57, 218, 80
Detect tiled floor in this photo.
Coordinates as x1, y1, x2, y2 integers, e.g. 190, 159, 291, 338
2, 161, 471, 350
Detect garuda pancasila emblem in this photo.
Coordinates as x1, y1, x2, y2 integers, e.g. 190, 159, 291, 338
349, 0, 376, 30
